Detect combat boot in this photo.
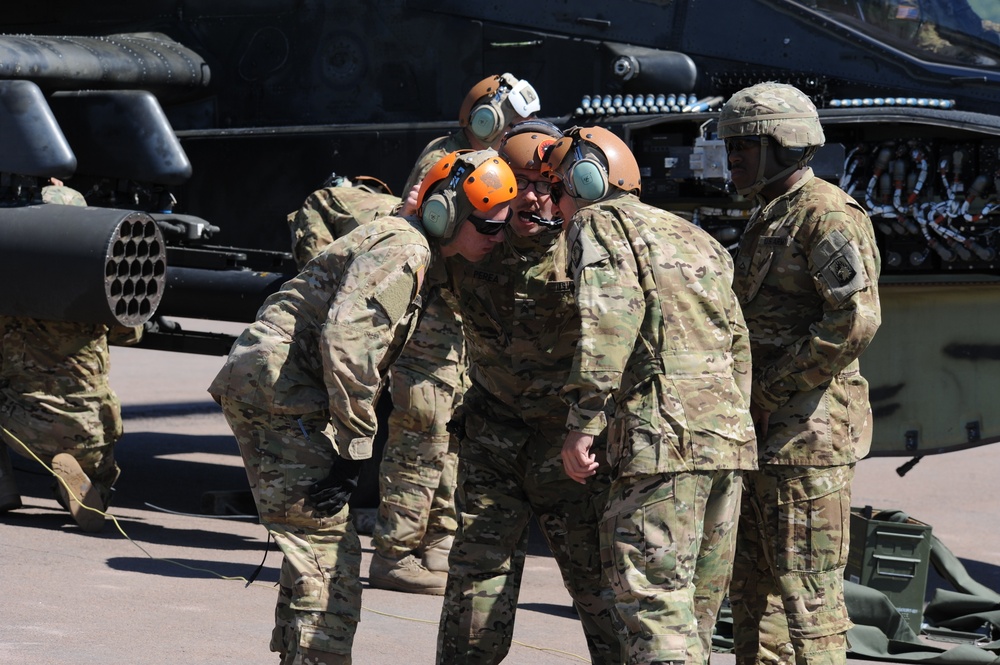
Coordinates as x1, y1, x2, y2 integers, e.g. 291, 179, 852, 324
421, 534, 454, 573
0, 443, 22, 513
52, 453, 105, 533
368, 551, 446, 595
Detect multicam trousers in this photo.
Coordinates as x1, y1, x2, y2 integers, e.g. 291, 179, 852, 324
221, 398, 361, 665
730, 464, 855, 665
0, 388, 122, 494
602, 469, 742, 665
436, 388, 622, 664
372, 365, 460, 559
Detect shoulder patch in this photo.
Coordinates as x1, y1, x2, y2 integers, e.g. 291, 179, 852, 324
567, 218, 609, 280
374, 273, 415, 325
814, 228, 868, 304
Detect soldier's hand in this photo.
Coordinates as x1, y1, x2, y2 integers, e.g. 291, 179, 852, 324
401, 183, 421, 216
308, 456, 364, 516
561, 431, 598, 484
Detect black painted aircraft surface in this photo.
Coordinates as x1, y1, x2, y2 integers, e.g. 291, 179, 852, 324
3, 0, 1000, 459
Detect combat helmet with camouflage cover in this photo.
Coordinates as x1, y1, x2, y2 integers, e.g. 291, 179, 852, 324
718, 82, 825, 199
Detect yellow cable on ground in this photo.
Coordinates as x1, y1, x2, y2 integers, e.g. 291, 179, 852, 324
3, 424, 590, 660
2, 424, 268, 587
360, 605, 589, 661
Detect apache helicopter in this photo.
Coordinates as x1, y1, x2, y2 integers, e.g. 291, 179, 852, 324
1, 0, 999, 468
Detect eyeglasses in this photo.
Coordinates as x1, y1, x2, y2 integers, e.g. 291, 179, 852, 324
514, 175, 553, 195
724, 136, 762, 153
468, 208, 511, 236
549, 182, 564, 204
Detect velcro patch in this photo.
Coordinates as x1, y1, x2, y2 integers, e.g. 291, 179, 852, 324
550, 280, 574, 293
472, 269, 503, 284
815, 229, 867, 304
568, 221, 609, 280
374, 274, 414, 325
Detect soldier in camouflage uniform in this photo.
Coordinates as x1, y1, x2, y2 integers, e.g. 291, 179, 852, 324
437, 121, 624, 664
285, 170, 460, 593
368, 73, 543, 595
718, 82, 882, 665
400, 73, 541, 196
208, 150, 515, 665
543, 126, 757, 665
0, 183, 142, 533
286, 174, 400, 269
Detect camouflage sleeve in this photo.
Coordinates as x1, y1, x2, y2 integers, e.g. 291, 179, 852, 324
320, 240, 428, 460
562, 208, 642, 434
41, 185, 87, 206
288, 188, 402, 270
754, 210, 882, 411
730, 289, 753, 405
287, 188, 340, 270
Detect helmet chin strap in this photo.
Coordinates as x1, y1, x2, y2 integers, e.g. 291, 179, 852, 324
735, 135, 802, 200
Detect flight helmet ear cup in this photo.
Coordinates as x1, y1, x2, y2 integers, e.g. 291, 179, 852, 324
541, 126, 641, 200
569, 159, 608, 201
421, 191, 456, 238
469, 104, 504, 143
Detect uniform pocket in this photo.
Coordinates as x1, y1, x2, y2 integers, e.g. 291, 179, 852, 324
776, 467, 851, 572
612, 383, 675, 476
843, 370, 872, 459
601, 477, 678, 595
255, 420, 347, 529
389, 369, 450, 433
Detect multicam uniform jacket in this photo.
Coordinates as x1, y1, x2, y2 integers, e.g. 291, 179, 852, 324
208, 215, 443, 461
563, 194, 757, 477
286, 186, 400, 270
286, 184, 462, 387
448, 226, 578, 423
394, 130, 473, 388
733, 170, 881, 466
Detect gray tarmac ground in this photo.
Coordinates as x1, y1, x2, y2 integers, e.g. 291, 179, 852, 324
2, 327, 999, 664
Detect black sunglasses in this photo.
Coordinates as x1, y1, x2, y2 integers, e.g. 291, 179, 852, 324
468, 208, 512, 235
724, 136, 762, 153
